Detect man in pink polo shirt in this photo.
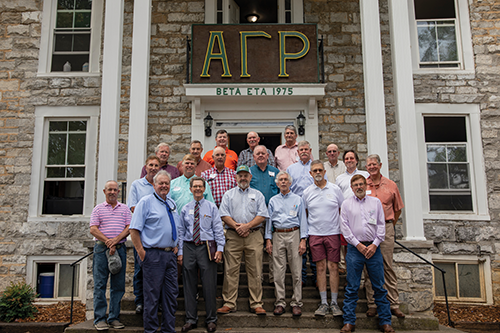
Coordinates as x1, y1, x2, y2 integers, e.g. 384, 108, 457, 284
275, 125, 313, 171
90, 180, 131, 331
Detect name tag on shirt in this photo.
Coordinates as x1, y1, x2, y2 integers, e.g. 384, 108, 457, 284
269, 171, 275, 177
368, 209, 376, 225
366, 190, 372, 195
249, 193, 256, 199
189, 209, 194, 215
295, 155, 299, 161
173, 187, 181, 191
326, 193, 334, 199
210, 174, 216, 180
289, 210, 297, 217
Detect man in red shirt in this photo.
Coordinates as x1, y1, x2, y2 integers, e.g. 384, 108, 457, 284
203, 130, 238, 170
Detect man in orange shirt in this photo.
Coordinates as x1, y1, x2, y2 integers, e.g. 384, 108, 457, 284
203, 129, 238, 170
364, 154, 405, 319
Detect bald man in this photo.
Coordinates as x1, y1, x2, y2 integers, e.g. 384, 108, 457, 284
237, 131, 275, 168
324, 144, 346, 183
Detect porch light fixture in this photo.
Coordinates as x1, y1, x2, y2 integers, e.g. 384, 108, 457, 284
246, 14, 259, 23
204, 113, 214, 137
297, 111, 306, 135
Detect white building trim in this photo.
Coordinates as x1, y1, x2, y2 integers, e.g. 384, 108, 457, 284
126, 0, 153, 198
360, 0, 389, 177
96, 0, 125, 204
387, 0, 426, 240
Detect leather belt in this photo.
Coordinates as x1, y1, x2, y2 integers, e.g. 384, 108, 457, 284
151, 247, 175, 252
228, 227, 260, 233
274, 226, 299, 233
360, 241, 373, 246
185, 241, 203, 246
385, 219, 394, 223
96, 241, 123, 249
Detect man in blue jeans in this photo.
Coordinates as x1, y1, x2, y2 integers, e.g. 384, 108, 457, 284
339, 175, 395, 333
90, 180, 131, 331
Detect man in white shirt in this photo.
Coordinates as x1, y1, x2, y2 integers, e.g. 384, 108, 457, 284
335, 150, 369, 199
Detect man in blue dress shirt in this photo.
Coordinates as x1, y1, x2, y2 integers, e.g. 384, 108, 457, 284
178, 177, 225, 332
287, 141, 315, 197
265, 171, 308, 317
130, 170, 180, 333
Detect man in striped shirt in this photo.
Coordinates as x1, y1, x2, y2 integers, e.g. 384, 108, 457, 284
90, 180, 131, 331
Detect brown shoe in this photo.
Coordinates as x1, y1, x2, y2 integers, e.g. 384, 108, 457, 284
380, 324, 395, 332
217, 305, 235, 314
181, 322, 197, 332
391, 308, 405, 318
366, 307, 377, 317
273, 305, 285, 316
292, 306, 302, 317
340, 323, 355, 332
251, 307, 266, 315
207, 322, 217, 332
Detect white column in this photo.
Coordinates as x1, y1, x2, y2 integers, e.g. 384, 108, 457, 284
387, 0, 426, 240
96, 0, 124, 204
360, 0, 389, 177
126, 0, 153, 199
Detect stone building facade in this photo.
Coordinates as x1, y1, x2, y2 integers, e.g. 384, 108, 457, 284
0, 0, 499, 317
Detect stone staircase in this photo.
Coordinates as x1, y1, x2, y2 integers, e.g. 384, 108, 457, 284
66, 253, 439, 332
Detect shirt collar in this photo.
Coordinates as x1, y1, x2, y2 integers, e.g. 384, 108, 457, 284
354, 195, 367, 203
280, 191, 292, 198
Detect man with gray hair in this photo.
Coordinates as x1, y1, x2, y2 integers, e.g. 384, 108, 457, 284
237, 131, 275, 168
141, 142, 180, 179
324, 143, 346, 183
286, 141, 317, 197
275, 125, 312, 171
265, 171, 308, 317
177, 140, 212, 176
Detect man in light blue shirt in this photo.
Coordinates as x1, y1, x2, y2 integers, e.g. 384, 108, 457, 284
265, 171, 307, 317
217, 165, 269, 316
170, 154, 214, 212
250, 145, 279, 206
287, 141, 321, 196
178, 177, 225, 333
130, 170, 180, 333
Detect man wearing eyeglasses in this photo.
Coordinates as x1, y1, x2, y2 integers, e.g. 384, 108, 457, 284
324, 144, 346, 183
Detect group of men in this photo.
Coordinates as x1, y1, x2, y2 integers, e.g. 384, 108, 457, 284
89, 125, 404, 333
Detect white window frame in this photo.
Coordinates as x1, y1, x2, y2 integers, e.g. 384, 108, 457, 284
407, 0, 474, 74
432, 254, 493, 304
38, 0, 104, 76
415, 104, 490, 221
205, 0, 303, 24
29, 106, 99, 220
26, 255, 88, 303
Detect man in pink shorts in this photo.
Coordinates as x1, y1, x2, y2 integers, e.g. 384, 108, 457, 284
303, 160, 345, 317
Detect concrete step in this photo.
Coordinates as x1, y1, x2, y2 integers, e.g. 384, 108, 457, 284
65, 312, 440, 333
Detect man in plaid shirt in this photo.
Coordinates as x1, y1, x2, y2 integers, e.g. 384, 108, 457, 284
202, 146, 237, 207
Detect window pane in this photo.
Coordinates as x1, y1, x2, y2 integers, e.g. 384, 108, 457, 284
75, 0, 92, 10
418, 24, 438, 62
414, 0, 456, 20
434, 263, 457, 297
47, 167, 65, 178
67, 167, 85, 178
217, 12, 222, 24
49, 121, 68, 132
217, 0, 222, 10
54, 34, 73, 52
428, 163, 448, 189
430, 194, 473, 211
58, 0, 75, 10
68, 133, 86, 164
56, 12, 74, 28
285, 0, 291, 10
58, 264, 79, 297
424, 117, 467, 142
427, 145, 446, 162
74, 12, 91, 28
73, 33, 91, 51
437, 25, 458, 61
47, 134, 67, 165
285, 11, 291, 23
458, 264, 481, 298
448, 164, 469, 189
51, 54, 90, 72
447, 145, 466, 162
42, 181, 84, 215
69, 121, 87, 131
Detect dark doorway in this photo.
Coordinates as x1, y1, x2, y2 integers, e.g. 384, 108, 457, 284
229, 133, 282, 156
234, 0, 278, 23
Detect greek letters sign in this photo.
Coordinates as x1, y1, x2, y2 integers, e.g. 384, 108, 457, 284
191, 24, 319, 84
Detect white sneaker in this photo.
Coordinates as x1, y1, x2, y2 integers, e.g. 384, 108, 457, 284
330, 303, 343, 316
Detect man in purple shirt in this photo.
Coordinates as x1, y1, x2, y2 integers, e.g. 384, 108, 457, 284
339, 175, 394, 333
140, 143, 180, 179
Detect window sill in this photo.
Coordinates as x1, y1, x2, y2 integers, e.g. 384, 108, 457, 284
413, 68, 475, 76
28, 216, 90, 223
423, 213, 491, 221
36, 72, 101, 78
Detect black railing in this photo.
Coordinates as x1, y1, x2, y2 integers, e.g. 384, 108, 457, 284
69, 251, 94, 325
319, 35, 325, 83
121, 181, 127, 204
394, 240, 453, 327
186, 37, 191, 83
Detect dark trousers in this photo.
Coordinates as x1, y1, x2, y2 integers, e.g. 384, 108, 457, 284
133, 248, 143, 306
141, 248, 178, 333
183, 242, 218, 325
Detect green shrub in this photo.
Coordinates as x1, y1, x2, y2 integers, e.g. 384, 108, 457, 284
0, 281, 38, 323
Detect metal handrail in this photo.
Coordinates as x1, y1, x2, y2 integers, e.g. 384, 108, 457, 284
69, 251, 94, 325
395, 240, 453, 327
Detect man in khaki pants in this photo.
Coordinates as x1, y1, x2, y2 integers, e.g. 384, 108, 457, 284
217, 165, 269, 315
364, 154, 405, 318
